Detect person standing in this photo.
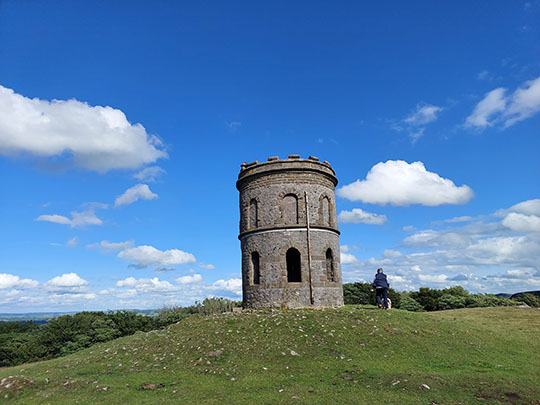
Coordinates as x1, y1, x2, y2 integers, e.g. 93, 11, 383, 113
372, 268, 390, 310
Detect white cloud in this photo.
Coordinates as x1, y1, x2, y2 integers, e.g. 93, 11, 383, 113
88, 240, 135, 252
340, 252, 359, 264
502, 213, 540, 232
383, 249, 402, 258
176, 274, 203, 284
504, 76, 540, 127
0, 273, 39, 289
117, 245, 196, 268
505, 199, 540, 216
133, 166, 166, 183
66, 237, 78, 247
443, 216, 474, 223
338, 208, 387, 225
418, 274, 448, 283
405, 104, 443, 126
340, 245, 350, 253
0, 85, 166, 172
398, 103, 443, 142
211, 278, 242, 295
340, 198, 540, 293
47, 273, 88, 288
198, 263, 215, 270
114, 184, 158, 207
465, 75, 540, 129
116, 276, 176, 293
36, 209, 103, 227
465, 88, 507, 128
337, 160, 474, 206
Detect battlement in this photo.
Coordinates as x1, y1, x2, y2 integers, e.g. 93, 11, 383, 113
237, 155, 337, 190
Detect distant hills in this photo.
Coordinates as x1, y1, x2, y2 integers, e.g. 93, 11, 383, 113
496, 290, 540, 299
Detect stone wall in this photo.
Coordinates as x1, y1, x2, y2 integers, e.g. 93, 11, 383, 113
237, 155, 344, 309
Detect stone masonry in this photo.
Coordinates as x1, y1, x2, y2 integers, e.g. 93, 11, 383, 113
237, 155, 344, 308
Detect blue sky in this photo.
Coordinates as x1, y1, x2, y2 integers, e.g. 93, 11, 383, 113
1, 1, 539, 312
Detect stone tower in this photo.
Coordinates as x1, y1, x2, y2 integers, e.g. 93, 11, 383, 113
237, 155, 344, 309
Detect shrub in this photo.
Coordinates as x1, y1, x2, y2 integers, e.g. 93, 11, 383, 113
437, 294, 467, 310
513, 293, 540, 308
399, 294, 424, 312
410, 288, 444, 311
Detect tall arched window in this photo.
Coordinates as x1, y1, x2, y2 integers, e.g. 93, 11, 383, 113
251, 251, 260, 285
249, 198, 258, 229
282, 194, 299, 225
286, 248, 302, 282
325, 248, 335, 282
320, 196, 330, 226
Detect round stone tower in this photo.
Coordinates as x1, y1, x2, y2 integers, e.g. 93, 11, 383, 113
237, 155, 344, 309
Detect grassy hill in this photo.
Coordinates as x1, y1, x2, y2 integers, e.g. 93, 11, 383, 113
0, 306, 538, 404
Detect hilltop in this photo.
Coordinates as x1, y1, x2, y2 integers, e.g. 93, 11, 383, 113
1, 306, 539, 404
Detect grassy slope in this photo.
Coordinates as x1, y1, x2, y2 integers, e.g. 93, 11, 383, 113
0, 306, 539, 404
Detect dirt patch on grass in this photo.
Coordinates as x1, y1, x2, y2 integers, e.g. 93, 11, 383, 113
0, 375, 36, 399
476, 387, 539, 404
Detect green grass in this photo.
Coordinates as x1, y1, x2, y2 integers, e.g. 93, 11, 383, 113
1, 306, 539, 404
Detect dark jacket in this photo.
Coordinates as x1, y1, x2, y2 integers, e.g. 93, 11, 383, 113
372, 273, 389, 289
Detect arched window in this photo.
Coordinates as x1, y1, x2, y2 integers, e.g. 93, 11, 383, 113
282, 194, 299, 225
251, 251, 260, 285
249, 198, 258, 229
286, 248, 301, 282
320, 196, 330, 226
325, 248, 335, 282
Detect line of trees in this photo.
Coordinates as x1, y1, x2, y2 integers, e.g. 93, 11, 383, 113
343, 283, 540, 311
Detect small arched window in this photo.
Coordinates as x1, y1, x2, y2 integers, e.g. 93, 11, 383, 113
286, 248, 302, 282
249, 198, 258, 229
282, 194, 299, 225
251, 251, 260, 285
325, 248, 335, 282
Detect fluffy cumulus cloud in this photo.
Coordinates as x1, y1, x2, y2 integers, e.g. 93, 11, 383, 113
0, 85, 167, 172
116, 277, 177, 293
114, 184, 158, 207
338, 208, 387, 225
36, 209, 103, 227
497, 199, 540, 233
340, 252, 359, 264
133, 166, 166, 183
211, 278, 242, 295
0, 273, 39, 289
502, 213, 540, 232
465, 75, 540, 129
176, 274, 203, 284
117, 245, 196, 268
47, 272, 88, 288
337, 160, 474, 206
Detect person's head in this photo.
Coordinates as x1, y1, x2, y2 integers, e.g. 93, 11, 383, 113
377, 268, 383, 274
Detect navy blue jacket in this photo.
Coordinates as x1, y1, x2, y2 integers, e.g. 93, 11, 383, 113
372, 273, 389, 289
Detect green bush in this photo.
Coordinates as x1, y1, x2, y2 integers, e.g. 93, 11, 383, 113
512, 293, 540, 308
437, 294, 467, 310
399, 294, 424, 312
